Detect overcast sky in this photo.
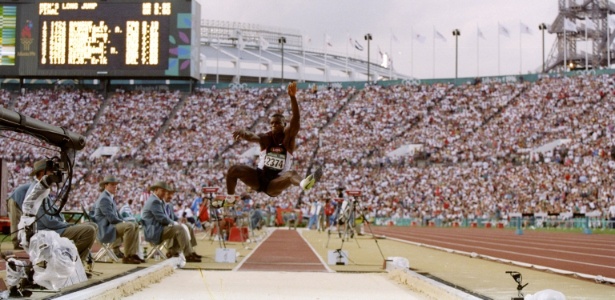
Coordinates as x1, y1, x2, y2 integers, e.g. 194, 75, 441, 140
201, 0, 563, 79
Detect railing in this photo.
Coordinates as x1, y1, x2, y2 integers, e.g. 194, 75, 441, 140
371, 215, 615, 231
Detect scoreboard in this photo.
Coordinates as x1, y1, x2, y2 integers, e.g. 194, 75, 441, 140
0, 0, 200, 79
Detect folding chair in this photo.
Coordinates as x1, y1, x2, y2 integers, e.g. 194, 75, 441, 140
80, 201, 120, 263
146, 240, 170, 260
93, 241, 120, 263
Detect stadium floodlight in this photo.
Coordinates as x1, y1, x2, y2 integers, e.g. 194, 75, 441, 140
538, 23, 547, 73
278, 37, 286, 83
364, 33, 372, 82
452, 29, 460, 82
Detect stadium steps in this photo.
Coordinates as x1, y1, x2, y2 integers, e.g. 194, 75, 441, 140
416, 82, 529, 164
297, 88, 361, 203
85, 93, 112, 137
143, 92, 190, 150
305, 88, 360, 165
359, 83, 454, 162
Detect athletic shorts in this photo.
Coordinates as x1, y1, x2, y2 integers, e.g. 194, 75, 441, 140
257, 168, 280, 197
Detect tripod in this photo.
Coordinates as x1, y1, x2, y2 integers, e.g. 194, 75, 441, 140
338, 196, 360, 242
201, 187, 227, 248
326, 190, 385, 264
506, 271, 528, 300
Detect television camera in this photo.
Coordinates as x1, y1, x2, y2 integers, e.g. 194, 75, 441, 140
1, 107, 86, 296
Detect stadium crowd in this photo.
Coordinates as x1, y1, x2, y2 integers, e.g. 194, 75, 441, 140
2, 74, 615, 229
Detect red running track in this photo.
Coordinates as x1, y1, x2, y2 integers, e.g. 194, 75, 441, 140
370, 227, 615, 280
239, 230, 328, 272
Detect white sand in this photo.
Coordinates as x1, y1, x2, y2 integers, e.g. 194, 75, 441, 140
123, 270, 430, 300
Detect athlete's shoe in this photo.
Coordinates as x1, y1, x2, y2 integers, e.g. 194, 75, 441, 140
300, 166, 323, 191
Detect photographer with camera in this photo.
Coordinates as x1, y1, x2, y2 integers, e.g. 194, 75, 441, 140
25, 159, 98, 264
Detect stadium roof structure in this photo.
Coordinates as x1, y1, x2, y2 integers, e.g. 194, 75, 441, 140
198, 20, 414, 84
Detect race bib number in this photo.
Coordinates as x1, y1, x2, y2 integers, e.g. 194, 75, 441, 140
264, 152, 286, 170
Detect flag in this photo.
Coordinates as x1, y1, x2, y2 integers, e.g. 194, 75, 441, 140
325, 34, 333, 47
238, 35, 245, 50
563, 18, 577, 32
304, 35, 312, 45
378, 46, 383, 60
354, 40, 364, 51
413, 33, 426, 43
392, 33, 399, 42
348, 37, 354, 47
609, 15, 615, 29
435, 30, 447, 42
477, 27, 486, 40
584, 17, 595, 30
259, 36, 269, 51
520, 22, 532, 35
499, 24, 510, 37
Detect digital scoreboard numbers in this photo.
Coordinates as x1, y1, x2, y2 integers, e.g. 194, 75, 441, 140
38, 2, 170, 69
0, 0, 199, 78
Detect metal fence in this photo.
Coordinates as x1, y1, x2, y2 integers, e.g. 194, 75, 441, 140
371, 216, 615, 231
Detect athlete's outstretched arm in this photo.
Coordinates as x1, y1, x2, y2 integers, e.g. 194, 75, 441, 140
233, 129, 260, 143
286, 81, 300, 140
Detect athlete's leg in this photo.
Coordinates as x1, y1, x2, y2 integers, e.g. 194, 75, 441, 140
265, 170, 302, 197
226, 165, 261, 194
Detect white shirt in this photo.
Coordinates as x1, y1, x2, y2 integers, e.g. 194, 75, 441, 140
608, 205, 615, 218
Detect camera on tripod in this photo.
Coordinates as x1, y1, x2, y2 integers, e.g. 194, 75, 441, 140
506, 271, 528, 300
335, 186, 345, 198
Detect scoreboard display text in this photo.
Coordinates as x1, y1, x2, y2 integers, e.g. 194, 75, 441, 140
0, 0, 200, 79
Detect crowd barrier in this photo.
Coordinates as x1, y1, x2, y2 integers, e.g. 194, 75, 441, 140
372, 213, 615, 231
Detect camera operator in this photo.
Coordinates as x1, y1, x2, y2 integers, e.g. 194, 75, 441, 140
7, 181, 33, 250
26, 159, 98, 264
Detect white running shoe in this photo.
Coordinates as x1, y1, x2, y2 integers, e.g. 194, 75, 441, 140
300, 166, 323, 191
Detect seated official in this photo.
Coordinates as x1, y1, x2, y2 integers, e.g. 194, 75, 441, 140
162, 185, 198, 251
141, 181, 201, 263
92, 175, 142, 264
26, 159, 97, 264
119, 199, 138, 222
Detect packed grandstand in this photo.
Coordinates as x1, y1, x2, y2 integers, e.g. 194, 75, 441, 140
2, 72, 615, 230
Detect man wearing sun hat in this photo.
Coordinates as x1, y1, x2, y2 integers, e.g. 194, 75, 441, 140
141, 181, 201, 263
26, 159, 98, 264
92, 175, 143, 264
